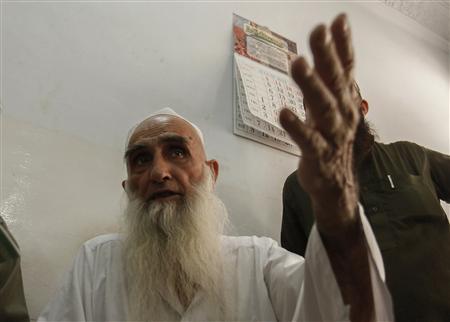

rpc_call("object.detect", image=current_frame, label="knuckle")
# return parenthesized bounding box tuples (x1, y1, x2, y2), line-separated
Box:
(328, 73, 345, 93)
(346, 106, 359, 124)
(342, 58, 354, 71)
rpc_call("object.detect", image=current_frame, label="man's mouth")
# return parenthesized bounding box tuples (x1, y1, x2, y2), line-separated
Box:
(149, 190, 182, 201)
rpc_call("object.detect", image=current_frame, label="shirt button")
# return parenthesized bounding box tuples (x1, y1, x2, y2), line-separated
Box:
(372, 206, 378, 212)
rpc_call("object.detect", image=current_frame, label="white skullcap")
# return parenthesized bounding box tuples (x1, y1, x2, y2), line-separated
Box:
(126, 107, 205, 148)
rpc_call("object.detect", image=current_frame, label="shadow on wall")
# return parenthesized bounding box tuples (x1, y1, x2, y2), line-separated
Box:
(3, 116, 125, 319)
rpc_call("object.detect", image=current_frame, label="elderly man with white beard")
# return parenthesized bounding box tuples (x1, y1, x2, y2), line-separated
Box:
(39, 14, 393, 322)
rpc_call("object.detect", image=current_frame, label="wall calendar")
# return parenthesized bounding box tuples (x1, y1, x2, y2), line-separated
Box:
(233, 14, 305, 156)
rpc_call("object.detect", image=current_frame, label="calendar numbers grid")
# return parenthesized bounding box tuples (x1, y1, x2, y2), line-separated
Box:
(233, 53, 305, 155)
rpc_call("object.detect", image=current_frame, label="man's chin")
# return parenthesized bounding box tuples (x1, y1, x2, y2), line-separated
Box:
(153, 194, 182, 202)
(147, 195, 183, 208)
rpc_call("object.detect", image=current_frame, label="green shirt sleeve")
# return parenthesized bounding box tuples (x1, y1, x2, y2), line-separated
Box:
(281, 172, 314, 257)
(0, 217, 30, 322)
(426, 147, 450, 203)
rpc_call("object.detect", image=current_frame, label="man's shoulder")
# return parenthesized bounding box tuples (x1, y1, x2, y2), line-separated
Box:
(221, 236, 302, 265)
(82, 233, 123, 253)
(283, 170, 306, 195)
(221, 235, 279, 252)
(375, 141, 426, 158)
(377, 140, 422, 150)
(285, 171, 299, 186)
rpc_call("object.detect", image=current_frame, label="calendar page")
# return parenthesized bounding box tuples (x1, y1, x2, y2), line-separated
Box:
(234, 80, 301, 155)
(233, 14, 305, 155)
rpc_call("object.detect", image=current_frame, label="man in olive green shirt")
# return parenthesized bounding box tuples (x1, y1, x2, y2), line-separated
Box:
(0, 216, 30, 322)
(281, 83, 450, 322)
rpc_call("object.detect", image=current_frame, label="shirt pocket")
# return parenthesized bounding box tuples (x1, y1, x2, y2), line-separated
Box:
(384, 174, 443, 220)
(360, 174, 444, 250)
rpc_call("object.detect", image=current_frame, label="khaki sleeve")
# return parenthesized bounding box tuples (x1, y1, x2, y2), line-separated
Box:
(427, 148, 450, 203)
(0, 217, 30, 322)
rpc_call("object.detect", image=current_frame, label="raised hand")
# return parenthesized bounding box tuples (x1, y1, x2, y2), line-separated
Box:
(280, 14, 376, 322)
(280, 14, 360, 238)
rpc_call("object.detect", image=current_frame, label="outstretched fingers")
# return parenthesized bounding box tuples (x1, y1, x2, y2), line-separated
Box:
(282, 14, 360, 160)
(290, 57, 343, 141)
(331, 14, 354, 83)
(307, 14, 359, 135)
(310, 24, 347, 101)
(329, 14, 360, 130)
(279, 108, 327, 158)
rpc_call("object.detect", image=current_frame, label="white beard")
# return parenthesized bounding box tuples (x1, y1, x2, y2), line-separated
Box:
(123, 169, 229, 321)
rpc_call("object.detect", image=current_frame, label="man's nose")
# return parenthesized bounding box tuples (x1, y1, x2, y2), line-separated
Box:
(149, 155, 171, 184)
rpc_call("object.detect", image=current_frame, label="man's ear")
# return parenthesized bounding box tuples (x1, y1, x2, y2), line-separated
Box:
(360, 99, 369, 115)
(121, 180, 127, 191)
(206, 159, 219, 183)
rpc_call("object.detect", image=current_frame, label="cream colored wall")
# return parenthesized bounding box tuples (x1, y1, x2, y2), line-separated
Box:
(2, 2, 448, 319)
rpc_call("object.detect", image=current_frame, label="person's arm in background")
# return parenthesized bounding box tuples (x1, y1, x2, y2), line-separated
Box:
(0, 217, 30, 322)
(428, 148, 450, 204)
(281, 172, 313, 256)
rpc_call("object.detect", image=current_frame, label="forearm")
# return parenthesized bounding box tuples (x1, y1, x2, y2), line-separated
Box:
(317, 207, 374, 322)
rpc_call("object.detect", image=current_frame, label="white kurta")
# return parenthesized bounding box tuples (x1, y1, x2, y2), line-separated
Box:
(38, 208, 393, 321)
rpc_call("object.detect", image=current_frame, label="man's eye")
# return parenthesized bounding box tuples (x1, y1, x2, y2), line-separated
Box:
(169, 147, 186, 158)
(134, 154, 152, 165)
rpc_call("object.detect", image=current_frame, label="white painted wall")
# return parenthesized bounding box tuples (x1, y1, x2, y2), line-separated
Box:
(1, 2, 448, 319)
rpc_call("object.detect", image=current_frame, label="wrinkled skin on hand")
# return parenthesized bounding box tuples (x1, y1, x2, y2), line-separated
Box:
(280, 14, 375, 322)
(280, 14, 360, 239)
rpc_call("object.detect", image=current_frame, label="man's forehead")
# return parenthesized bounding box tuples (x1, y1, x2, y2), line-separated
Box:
(128, 115, 200, 147)
(131, 133, 189, 147)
